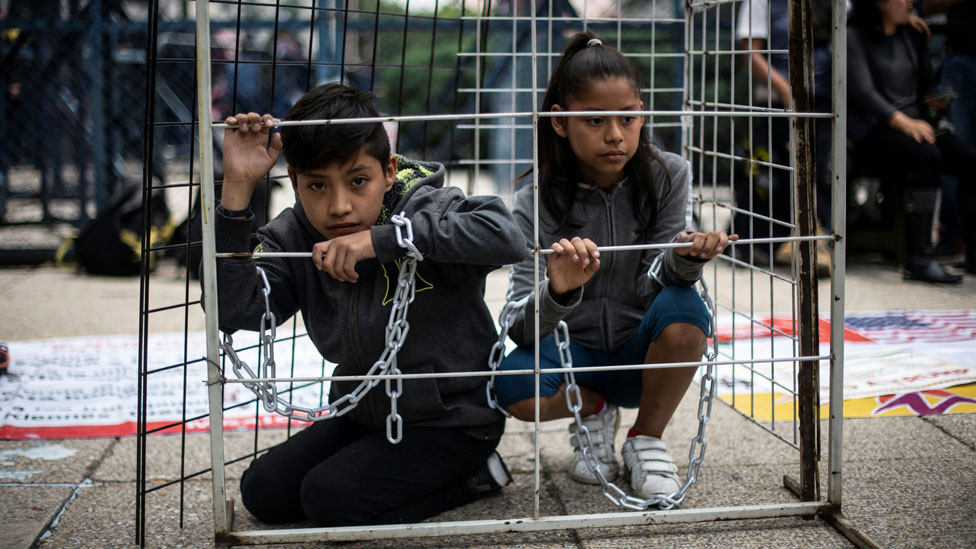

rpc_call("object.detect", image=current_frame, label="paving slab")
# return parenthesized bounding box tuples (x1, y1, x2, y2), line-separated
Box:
(2, 484, 78, 549)
(924, 413, 976, 450)
(0, 439, 115, 484)
(842, 458, 976, 548)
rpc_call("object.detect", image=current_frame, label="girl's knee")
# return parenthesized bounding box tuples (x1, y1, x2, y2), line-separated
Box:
(506, 398, 538, 421)
(656, 322, 707, 354)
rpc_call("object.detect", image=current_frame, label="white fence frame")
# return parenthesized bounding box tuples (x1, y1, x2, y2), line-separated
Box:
(194, 0, 856, 545)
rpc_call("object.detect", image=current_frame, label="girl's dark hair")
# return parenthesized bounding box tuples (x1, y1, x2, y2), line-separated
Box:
(280, 83, 391, 174)
(535, 30, 670, 233)
(849, 0, 885, 36)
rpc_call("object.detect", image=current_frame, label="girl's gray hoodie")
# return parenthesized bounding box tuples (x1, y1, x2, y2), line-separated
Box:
(507, 149, 705, 350)
(211, 157, 526, 439)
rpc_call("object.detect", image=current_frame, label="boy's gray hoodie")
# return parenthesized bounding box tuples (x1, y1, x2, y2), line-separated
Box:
(212, 156, 526, 439)
(508, 149, 704, 350)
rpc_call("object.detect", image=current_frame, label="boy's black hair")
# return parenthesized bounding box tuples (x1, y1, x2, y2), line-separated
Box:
(281, 83, 391, 173)
(535, 30, 670, 233)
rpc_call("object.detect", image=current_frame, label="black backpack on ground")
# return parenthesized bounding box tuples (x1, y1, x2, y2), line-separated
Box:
(62, 182, 175, 276)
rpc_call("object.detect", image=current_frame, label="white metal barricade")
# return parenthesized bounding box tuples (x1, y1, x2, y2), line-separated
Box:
(184, 0, 861, 546)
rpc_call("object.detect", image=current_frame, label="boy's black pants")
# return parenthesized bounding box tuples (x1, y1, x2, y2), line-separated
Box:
(239, 415, 500, 526)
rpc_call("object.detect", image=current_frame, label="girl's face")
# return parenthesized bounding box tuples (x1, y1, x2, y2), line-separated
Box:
(551, 77, 644, 191)
(877, 0, 912, 27)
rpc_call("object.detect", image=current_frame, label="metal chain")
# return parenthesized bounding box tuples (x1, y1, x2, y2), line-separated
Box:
(485, 295, 528, 416)
(220, 212, 421, 444)
(562, 276, 717, 511)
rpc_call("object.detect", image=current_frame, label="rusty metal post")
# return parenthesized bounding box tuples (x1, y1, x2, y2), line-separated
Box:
(788, 0, 821, 503)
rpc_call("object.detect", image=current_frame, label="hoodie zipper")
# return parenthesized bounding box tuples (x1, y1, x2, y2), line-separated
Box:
(601, 190, 616, 351)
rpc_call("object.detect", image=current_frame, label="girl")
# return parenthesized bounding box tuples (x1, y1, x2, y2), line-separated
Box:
(494, 31, 734, 503)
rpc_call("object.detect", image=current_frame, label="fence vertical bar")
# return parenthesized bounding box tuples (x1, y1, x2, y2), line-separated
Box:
(787, 0, 820, 502)
(828, 0, 847, 508)
(529, 0, 542, 522)
(195, 0, 230, 537)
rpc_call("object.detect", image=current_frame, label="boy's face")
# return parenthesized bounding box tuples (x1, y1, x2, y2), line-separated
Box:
(288, 149, 396, 240)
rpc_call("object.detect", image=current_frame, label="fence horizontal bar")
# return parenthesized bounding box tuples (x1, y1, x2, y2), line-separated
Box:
(217, 236, 832, 260)
(686, 146, 796, 172)
(456, 52, 686, 59)
(688, 0, 744, 7)
(458, 15, 685, 24)
(222, 502, 827, 544)
(687, 48, 790, 55)
(686, 100, 796, 114)
(211, 110, 834, 129)
(220, 355, 829, 384)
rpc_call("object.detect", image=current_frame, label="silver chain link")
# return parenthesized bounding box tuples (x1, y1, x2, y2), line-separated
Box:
(562, 276, 717, 510)
(485, 296, 528, 417)
(220, 212, 421, 444)
(483, 277, 716, 510)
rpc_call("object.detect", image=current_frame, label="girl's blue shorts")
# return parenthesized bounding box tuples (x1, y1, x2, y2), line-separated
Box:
(494, 285, 711, 409)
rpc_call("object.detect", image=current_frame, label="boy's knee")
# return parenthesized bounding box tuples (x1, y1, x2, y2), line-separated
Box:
(240, 464, 299, 524)
(300, 473, 366, 526)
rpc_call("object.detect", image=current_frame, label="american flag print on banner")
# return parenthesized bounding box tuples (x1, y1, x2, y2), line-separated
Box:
(842, 310, 976, 344)
(708, 310, 976, 416)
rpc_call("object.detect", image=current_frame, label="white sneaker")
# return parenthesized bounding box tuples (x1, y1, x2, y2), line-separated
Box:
(568, 404, 620, 484)
(622, 435, 681, 499)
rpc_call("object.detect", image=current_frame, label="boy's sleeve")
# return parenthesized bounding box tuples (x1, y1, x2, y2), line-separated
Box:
(505, 188, 582, 348)
(204, 211, 300, 334)
(370, 186, 526, 275)
(634, 156, 707, 296)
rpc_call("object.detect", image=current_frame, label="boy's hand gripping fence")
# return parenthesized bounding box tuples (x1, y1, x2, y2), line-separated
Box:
(220, 212, 422, 444)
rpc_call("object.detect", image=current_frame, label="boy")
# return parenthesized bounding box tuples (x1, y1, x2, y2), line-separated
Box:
(213, 83, 525, 526)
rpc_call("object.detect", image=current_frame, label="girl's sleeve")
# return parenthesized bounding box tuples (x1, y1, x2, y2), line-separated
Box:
(634, 156, 708, 296)
(370, 186, 527, 279)
(505, 189, 581, 348)
(206, 212, 300, 334)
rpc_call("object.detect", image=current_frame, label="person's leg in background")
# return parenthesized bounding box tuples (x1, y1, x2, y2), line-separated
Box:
(936, 131, 976, 274)
(941, 53, 976, 146)
(941, 53, 976, 271)
(855, 127, 962, 283)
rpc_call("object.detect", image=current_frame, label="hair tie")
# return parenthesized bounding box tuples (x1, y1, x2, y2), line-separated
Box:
(586, 38, 602, 48)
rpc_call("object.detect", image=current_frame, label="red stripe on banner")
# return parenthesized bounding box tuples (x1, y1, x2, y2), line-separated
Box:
(715, 317, 871, 343)
(0, 414, 301, 440)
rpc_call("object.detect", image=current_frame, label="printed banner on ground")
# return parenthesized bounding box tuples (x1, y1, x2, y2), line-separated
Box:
(2, 309, 974, 439)
(707, 310, 976, 419)
(0, 331, 331, 439)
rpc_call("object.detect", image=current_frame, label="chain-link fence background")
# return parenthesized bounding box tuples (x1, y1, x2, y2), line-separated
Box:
(0, 0, 150, 263)
(1, 0, 751, 271)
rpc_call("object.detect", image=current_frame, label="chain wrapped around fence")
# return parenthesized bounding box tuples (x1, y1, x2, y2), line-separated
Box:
(484, 248, 717, 510)
(220, 212, 422, 444)
(563, 272, 718, 510)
